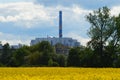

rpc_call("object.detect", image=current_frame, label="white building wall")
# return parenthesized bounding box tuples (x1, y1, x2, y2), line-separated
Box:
(30, 37, 80, 47)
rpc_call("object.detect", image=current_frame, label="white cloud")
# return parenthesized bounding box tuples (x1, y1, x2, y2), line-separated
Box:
(2, 40, 30, 46)
(111, 6, 120, 16)
(72, 6, 91, 15)
(0, 2, 91, 28)
(65, 32, 90, 46)
(0, 2, 53, 28)
(0, 32, 32, 45)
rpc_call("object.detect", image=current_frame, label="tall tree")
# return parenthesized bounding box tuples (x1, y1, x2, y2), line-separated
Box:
(86, 7, 115, 66)
(111, 14, 120, 67)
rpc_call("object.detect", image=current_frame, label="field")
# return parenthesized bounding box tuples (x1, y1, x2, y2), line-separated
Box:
(0, 68, 120, 80)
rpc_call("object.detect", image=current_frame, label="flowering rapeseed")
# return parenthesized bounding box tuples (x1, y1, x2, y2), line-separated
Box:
(0, 67, 119, 80)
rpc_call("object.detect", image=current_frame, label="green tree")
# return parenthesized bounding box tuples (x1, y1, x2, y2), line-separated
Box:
(86, 7, 115, 66)
(67, 47, 81, 67)
(28, 41, 55, 66)
(28, 51, 42, 66)
(57, 54, 66, 67)
(79, 47, 94, 67)
(38, 41, 54, 53)
(1, 43, 11, 65)
(110, 14, 120, 67)
(48, 58, 53, 67)
(11, 47, 30, 66)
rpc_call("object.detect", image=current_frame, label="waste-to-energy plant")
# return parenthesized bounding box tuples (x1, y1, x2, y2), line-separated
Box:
(30, 11, 80, 48)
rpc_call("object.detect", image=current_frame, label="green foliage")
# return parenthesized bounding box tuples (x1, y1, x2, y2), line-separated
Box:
(67, 46, 94, 67)
(1, 43, 11, 65)
(11, 47, 31, 66)
(57, 54, 66, 67)
(67, 47, 81, 66)
(27, 51, 42, 66)
(48, 58, 53, 67)
(52, 62, 59, 67)
(86, 6, 117, 67)
(48, 58, 59, 67)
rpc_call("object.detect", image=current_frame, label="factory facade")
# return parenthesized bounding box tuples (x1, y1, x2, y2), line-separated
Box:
(30, 11, 80, 54)
(30, 37, 80, 47)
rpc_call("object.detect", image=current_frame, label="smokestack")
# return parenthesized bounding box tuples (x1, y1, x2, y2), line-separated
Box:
(59, 11, 62, 38)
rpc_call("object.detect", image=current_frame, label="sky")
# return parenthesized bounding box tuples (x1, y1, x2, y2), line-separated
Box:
(0, 0, 120, 46)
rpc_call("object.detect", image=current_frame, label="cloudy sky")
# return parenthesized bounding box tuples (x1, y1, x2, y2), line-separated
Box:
(0, 0, 120, 46)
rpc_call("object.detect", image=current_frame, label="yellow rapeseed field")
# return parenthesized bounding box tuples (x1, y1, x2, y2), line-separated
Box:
(0, 67, 120, 80)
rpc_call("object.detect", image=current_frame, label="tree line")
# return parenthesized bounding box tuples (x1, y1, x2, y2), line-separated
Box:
(0, 41, 67, 67)
(1, 6, 120, 67)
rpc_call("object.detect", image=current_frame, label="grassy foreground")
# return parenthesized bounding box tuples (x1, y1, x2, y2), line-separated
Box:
(0, 67, 120, 80)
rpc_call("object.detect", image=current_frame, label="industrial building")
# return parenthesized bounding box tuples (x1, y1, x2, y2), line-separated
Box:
(30, 37, 80, 47)
(30, 11, 80, 54)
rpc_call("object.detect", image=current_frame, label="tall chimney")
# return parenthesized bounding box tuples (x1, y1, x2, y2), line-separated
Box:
(59, 11, 62, 38)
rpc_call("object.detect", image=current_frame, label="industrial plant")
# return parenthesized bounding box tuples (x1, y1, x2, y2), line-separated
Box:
(30, 11, 80, 54)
